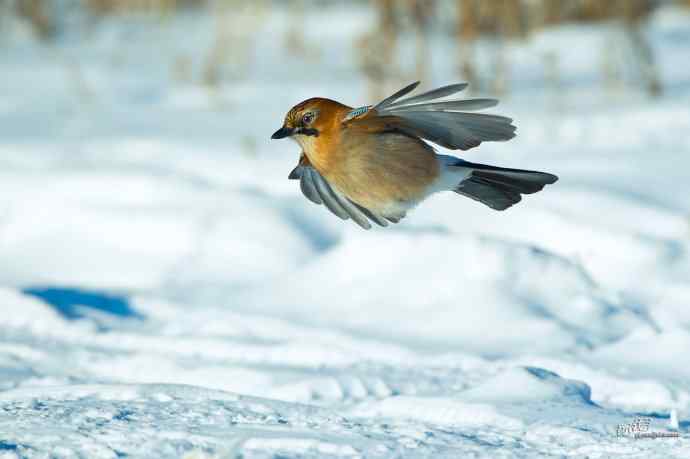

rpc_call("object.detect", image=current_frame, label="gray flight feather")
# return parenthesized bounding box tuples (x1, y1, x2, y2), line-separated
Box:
(368, 82, 515, 150)
(288, 165, 304, 180)
(389, 113, 481, 150)
(292, 165, 401, 229)
(385, 83, 468, 108)
(373, 81, 420, 111)
(310, 173, 372, 229)
(351, 202, 389, 227)
(381, 98, 498, 113)
(389, 111, 516, 150)
(311, 171, 351, 220)
(328, 191, 372, 230)
(300, 168, 323, 205)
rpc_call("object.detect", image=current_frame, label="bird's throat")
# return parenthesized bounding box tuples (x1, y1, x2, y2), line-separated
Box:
(294, 133, 334, 175)
(293, 133, 317, 154)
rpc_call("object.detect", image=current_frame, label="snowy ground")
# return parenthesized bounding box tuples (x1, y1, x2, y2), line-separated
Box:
(1, 3, 690, 458)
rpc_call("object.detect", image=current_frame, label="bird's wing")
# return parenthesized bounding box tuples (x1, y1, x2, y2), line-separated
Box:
(287, 153, 311, 180)
(342, 82, 516, 151)
(288, 160, 395, 230)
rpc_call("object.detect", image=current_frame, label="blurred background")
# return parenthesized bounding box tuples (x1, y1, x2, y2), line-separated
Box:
(1, 0, 688, 288)
(4, 0, 687, 108)
(2, 0, 690, 440)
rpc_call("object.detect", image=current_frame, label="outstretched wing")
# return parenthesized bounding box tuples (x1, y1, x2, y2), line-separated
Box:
(288, 157, 396, 230)
(343, 82, 516, 151)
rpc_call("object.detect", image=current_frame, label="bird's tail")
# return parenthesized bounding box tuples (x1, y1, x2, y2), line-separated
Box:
(446, 159, 558, 210)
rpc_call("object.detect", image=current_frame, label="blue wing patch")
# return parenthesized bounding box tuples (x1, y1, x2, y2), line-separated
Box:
(343, 105, 372, 122)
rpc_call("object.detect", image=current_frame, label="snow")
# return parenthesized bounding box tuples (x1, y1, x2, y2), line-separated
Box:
(1, 3, 690, 458)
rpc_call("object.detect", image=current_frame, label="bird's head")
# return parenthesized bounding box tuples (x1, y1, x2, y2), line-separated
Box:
(271, 98, 349, 149)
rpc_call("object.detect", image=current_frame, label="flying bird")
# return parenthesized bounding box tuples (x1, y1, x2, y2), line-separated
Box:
(271, 82, 557, 229)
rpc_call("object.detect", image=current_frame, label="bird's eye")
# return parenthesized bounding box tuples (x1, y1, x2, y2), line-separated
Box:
(302, 112, 314, 124)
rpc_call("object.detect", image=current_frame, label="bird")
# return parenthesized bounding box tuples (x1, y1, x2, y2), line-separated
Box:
(271, 81, 558, 230)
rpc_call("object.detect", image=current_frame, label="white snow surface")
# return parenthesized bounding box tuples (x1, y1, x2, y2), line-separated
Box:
(1, 4, 690, 458)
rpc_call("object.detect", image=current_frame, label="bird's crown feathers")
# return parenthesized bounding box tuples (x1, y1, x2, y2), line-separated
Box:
(283, 98, 349, 127)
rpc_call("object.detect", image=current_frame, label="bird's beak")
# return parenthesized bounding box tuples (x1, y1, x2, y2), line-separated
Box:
(271, 126, 293, 139)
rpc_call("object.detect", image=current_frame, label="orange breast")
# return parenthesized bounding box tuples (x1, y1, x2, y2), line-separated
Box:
(300, 102, 350, 173)
(326, 130, 440, 212)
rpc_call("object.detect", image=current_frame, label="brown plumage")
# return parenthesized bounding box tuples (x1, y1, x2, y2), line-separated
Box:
(272, 82, 558, 229)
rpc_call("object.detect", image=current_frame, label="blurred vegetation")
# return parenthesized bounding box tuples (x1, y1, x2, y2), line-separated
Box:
(362, 0, 667, 98)
(5, 0, 688, 98)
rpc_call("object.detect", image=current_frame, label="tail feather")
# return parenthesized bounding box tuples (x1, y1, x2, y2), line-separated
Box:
(451, 160, 558, 211)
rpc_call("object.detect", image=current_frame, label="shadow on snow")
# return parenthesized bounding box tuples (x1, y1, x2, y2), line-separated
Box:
(22, 287, 142, 321)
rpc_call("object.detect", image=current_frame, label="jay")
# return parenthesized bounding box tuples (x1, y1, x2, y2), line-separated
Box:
(271, 82, 557, 229)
